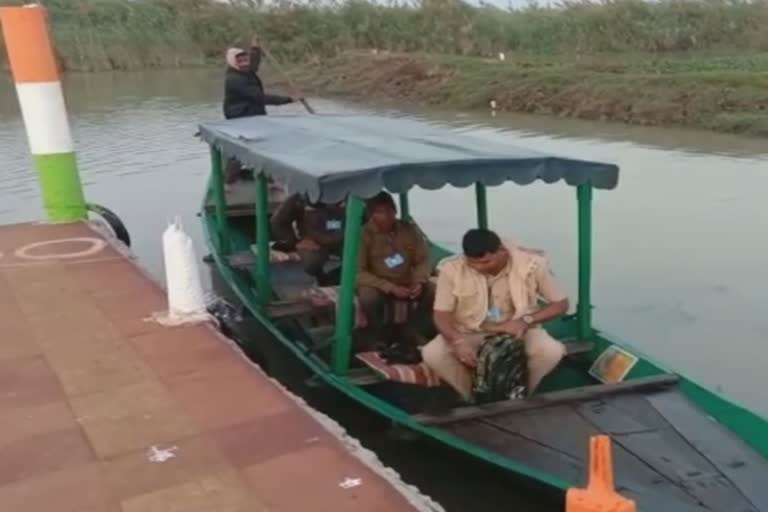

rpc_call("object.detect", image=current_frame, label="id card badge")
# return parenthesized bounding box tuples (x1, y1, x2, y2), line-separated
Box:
(325, 219, 342, 230)
(487, 306, 503, 322)
(384, 253, 405, 269)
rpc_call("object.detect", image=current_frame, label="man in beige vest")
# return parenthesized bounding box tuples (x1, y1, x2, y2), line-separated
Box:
(422, 228, 569, 401)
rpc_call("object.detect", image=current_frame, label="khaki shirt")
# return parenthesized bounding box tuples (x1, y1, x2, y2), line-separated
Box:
(434, 243, 566, 332)
(357, 220, 431, 292)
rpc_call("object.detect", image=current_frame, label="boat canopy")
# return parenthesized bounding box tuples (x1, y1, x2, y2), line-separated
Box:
(198, 114, 620, 203)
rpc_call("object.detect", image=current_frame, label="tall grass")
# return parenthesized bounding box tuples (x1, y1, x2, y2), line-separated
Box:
(1, 0, 767, 71)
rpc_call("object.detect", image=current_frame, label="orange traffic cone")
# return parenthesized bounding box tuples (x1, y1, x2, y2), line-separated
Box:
(566, 435, 637, 512)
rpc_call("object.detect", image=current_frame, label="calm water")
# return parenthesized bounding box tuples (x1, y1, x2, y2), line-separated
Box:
(2, 68, 767, 509)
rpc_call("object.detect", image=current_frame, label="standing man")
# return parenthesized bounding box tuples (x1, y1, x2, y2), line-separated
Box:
(222, 36, 296, 183)
(357, 192, 435, 344)
(422, 228, 569, 401)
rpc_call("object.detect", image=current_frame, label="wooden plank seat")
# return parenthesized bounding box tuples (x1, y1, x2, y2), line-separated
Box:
(227, 250, 338, 270)
(351, 340, 595, 388)
(266, 280, 596, 386)
(307, 324, 335, 341)
(266, 299, 331, 319)
(265, 286, 359, 321)
(347, 367, 387, 386)
(227, 246, 302, 270)
(561, 340, 594, 357)
(412, 373, 680, 426)
(267, 277, 596, 387)
(228, 250, 256, 269)
(267, 285, 388, 327)
(203, 199, 284, 216)
(203, 203, 260, 218)
(204, 178, 288, 218)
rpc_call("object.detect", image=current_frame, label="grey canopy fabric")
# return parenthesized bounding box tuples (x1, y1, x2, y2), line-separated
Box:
(198, 113, 620, 203)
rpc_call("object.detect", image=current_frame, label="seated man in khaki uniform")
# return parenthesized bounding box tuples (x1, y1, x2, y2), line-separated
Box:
(422, 228, 569, 401)
(357, 192, 435, 346)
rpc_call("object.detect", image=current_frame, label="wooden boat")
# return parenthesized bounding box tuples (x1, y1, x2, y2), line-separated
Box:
(198, 113, 768, 511)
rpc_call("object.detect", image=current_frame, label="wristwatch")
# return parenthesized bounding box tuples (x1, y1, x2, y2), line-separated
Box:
(522, 314, 535, 325)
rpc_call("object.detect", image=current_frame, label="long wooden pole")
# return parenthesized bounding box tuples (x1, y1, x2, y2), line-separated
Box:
(256, 39, 316, 114)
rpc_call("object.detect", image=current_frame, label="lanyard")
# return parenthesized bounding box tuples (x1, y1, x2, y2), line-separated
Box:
(486, 278, 494, 307)
(486, 278, 504, 322)
(385, 231, 400, 256)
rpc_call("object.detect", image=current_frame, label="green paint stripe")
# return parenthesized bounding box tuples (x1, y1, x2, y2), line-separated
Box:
(32, 152, 87, 222)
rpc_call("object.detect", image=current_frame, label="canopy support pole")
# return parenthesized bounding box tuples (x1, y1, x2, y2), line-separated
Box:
(210, 147, 230, 255)
(333, 196, 366, 376)
(577, 183, 593, 339)
(255, 171, 271, 306)
(399, 192, 410, 221)
(475, 183, 488, 229)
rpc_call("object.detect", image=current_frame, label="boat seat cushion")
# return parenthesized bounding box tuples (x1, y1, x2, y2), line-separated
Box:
(355, 351, 442, 387)
(354, 339, 593, 389)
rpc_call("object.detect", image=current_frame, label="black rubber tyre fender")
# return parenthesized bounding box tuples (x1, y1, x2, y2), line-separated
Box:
(87, 203, 131, 247)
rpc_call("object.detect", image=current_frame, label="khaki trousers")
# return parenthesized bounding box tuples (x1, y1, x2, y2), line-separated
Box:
(421, 328, 566, 401)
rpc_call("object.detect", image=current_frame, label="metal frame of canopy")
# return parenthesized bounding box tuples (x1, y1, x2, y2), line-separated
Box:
(201, 114, 616, 377)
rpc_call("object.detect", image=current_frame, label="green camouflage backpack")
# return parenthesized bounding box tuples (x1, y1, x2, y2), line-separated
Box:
(471, 334, 529, 404)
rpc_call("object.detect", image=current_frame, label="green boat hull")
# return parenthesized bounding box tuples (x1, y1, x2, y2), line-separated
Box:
(200, 179, 768, 511)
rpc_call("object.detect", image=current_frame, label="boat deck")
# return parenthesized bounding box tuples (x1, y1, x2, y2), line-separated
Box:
(0, 221, 431, 512)
(261, 260, 768, 510)
(208, 184, 768, 512)
(421, 386, 768, 511)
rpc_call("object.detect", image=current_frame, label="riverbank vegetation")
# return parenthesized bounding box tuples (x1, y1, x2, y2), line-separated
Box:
(1, 0, 767, 135)
(292, 51, 768, 135)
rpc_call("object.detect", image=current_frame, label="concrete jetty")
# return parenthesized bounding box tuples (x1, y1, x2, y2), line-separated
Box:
(0, 220, 440, 512)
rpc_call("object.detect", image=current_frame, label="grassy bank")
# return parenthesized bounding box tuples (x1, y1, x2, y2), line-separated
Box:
(290, 51, 768, 136)
(1, 0, 767, 134)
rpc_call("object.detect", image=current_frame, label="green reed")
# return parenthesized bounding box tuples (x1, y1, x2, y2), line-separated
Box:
(0, 0, 766, 71)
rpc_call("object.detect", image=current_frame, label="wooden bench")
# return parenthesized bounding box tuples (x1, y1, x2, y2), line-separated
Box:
(266, 300, 331, 319)
(563, 340, 593, 357)
(228, 251, 256, 269)
(345, 340, 596, 388)
(347, 368, 387, 386)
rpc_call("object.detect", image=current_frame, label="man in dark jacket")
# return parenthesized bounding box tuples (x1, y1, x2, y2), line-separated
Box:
(270, 193, 345, 285)
(222, 40, 295, 182)
(223, 44, 294, 118)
